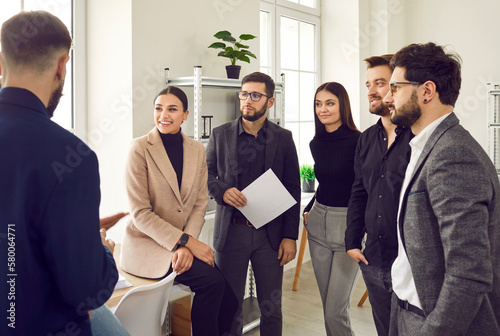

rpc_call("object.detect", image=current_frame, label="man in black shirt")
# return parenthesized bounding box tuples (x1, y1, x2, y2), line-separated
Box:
(206, 72, 301, 336)
(345, 55, 412, 336)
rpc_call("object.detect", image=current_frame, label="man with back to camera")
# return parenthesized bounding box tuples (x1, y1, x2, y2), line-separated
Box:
(206, 71, 301, 336)
(345, 54, 413, 335)
(384, 42, 500, 335)
(0, 11, 124, 335)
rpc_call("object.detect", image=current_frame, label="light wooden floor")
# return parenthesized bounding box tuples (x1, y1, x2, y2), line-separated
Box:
(245, 261, 377, 336)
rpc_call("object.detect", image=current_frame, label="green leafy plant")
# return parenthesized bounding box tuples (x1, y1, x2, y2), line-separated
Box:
(300, 164, 315, 186)
(208, 30, 257, 66)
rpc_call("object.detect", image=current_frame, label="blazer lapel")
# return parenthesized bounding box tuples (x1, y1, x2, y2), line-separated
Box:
(399, 113, 460, 246)
(180, 134, 197, 203)
(146, 128, 183, 204)
(265, 121, 280, 170)
(224, 119, 240, 185)
(408, 113, 459, 190)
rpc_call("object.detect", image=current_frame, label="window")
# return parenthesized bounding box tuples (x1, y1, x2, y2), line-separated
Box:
(260, 1, 320, 164)
(0, 1, 76, 132)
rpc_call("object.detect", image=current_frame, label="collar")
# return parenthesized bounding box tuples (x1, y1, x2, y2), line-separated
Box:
(0, 87, 49, 118)
(375, 117, 407, 135)
(237, 116, 268, 136)
(158, 128, 183, 144)
(410, 112, 452, 152)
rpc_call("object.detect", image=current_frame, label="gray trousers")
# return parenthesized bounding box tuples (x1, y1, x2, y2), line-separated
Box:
(306, 201, 360, 336)
(215, 223, 283, 336)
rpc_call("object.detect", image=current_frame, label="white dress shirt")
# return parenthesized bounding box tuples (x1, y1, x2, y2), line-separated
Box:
(391, 112, 451, 309)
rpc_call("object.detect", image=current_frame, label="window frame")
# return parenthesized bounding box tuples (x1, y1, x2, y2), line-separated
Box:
(73, 0, 87, 137)
(261, 1, 320, 163)
(276, 0, 320, 16)
(0, 0, 85, 136)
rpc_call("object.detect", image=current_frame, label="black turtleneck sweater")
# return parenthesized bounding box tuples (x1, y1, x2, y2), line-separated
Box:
(159, 129, 183, 188)
(304, 124, 360, 212)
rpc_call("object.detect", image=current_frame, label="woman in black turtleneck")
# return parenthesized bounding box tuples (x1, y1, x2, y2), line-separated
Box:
(302, 82, 361, 336)
(120, 87, 237, 336)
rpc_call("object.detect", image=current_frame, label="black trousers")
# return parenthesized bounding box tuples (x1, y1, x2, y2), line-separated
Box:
(168, 258, 238, 336)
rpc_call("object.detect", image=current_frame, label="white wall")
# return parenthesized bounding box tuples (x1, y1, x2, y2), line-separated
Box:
(323, 0, 500, 148)
(87, 0, 260, 238)
(130, 0, 260, 138)
(321, 0, 362, 128)
(401, 0, 500, 150)
(86, 0, 133, 221)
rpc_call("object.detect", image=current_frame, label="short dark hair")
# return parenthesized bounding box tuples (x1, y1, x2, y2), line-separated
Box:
(154, 86, 188, 111)
(390, 42, 461, 106)
(241, 72, 275, 97)
(1, 11, 72, 72)
(364, 54, 394, 69)
(314, 82, 360, 137)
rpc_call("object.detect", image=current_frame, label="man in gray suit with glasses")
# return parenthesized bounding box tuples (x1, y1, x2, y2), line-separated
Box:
(206, 71, 301, 336)
(384, 42, 500, 336)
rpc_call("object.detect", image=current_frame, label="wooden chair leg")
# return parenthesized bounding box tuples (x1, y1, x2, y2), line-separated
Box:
(358, 289, 369, 307)
(292, 225, 308, 291)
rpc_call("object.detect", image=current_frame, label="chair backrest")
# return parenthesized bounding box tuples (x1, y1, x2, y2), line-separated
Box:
(114, 272, 177, 336)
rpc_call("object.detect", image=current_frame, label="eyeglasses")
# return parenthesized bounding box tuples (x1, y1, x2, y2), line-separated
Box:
(388, 81, 421, 95)
(237, 91, 271, 102)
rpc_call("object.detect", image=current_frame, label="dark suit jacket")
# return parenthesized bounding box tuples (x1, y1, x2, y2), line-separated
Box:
(0, 87, 118, 335)
(206, 118, 301, 251)
(400, 113, 500, 335)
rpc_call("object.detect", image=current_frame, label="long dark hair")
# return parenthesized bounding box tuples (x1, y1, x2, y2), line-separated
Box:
(313, 82, 359, 137)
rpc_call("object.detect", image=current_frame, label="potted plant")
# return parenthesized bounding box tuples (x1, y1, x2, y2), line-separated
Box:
(208, 30, 257, 79)
(300, 164, 316, 193)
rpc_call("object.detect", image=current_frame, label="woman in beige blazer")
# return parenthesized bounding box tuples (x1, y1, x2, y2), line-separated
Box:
(120, 86, 237, 336)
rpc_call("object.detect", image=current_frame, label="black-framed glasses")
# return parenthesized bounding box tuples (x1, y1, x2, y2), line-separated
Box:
(237, 91, 271, 102)
(389, 81, 421, 95)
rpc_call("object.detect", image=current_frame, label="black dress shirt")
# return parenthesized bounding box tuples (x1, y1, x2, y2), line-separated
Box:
(233, 118, 267, 219)
(345, 119, 413, 269)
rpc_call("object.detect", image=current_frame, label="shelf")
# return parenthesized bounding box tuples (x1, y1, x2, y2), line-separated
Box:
(487, 83, 500, 174)
(164, 66, 286, 140)
(167, 75, 284, 91)
(167, 76, 242, 89)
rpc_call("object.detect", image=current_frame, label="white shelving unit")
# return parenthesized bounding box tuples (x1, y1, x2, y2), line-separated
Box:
(487, 83, 500, 174)
(165, 66, 285, 141)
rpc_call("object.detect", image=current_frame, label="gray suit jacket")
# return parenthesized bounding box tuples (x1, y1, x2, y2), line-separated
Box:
(206, 118, 301, 251)
(400, 113, 500, 335)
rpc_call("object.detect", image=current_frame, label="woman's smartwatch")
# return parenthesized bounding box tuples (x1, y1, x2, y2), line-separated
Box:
(179, 233, 190, 246)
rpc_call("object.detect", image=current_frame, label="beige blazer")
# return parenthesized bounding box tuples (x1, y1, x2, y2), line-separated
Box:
(120, 128, 208, 279)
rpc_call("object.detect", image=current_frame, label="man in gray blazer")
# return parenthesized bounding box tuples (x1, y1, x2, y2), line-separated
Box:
(206, 72, 301, 336)
(383, 42, 500, 335)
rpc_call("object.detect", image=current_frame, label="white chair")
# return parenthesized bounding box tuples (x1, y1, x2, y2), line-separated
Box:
(114, 272, 178, 336)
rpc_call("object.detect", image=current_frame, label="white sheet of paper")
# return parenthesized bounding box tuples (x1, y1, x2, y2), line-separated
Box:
(239, 169, 297, 228)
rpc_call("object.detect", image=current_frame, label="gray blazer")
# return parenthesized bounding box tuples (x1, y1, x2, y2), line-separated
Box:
(206, 118, 301, 252)
(399, 113, 500, 335)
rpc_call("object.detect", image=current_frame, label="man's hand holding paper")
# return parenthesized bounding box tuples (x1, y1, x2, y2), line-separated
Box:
(238, 169, 297, 228)
(223, 187, 247, 208)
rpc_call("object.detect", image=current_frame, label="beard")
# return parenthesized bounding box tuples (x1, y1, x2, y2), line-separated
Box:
(390, 90, 421, 128)
(369, 95, 390, 117)
(47, 80, 64, 118)
(241, 100, 268, 122)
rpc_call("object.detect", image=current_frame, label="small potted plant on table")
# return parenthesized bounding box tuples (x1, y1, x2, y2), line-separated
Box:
(300, 164, 316, 193)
